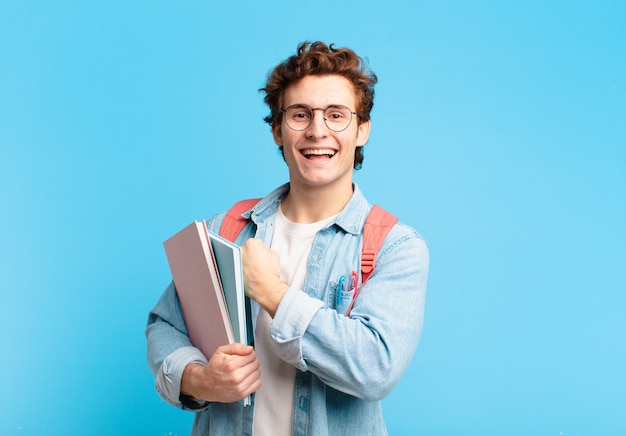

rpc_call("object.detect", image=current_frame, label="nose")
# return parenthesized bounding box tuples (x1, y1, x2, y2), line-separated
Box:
(306, 108, 329, 138)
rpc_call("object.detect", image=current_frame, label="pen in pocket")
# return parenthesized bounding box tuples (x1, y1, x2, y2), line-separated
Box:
(345, 270, 360, 316)
(337, 275, 346, 306)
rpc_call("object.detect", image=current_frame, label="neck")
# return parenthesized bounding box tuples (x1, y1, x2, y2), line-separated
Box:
(281, 182, 353, 223)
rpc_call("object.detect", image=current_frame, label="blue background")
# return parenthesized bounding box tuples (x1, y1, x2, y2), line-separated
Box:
(1, 1, 624, 434)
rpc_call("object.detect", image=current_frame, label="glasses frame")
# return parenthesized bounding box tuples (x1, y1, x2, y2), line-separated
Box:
(280, 104, 360, 132)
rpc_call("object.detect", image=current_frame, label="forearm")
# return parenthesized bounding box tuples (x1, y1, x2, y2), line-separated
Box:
(271, 290, 421, 400)
(145, 283, 193, 373)
(155, 347, 209, 409)
(303, 303, 422, 400)
(249, 279, 289, 318)
(146, 282, 211, 409)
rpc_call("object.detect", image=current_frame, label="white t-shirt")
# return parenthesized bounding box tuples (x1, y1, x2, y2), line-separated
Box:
(253, 206, 336, 436)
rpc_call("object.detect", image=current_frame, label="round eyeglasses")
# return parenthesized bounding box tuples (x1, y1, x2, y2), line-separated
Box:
(280, 104, 359, 132)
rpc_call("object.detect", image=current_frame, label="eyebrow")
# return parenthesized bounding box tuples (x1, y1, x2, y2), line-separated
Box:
(285, 103, 351, 109)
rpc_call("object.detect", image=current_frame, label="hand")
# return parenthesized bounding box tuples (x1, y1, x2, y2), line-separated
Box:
(181, 343, 261, 403)
(242, 238, 289, 317)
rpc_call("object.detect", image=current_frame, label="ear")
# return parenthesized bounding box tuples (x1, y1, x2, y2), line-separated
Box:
(272, 123, 283, 146)
(356, 119, 371, 147)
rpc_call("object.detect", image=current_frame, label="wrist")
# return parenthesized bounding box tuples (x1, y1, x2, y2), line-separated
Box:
(180, 363, 204, 399)
(262, 281, 289, 318)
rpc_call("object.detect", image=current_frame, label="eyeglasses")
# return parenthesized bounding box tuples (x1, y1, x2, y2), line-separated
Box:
(280, 104, 359, 132)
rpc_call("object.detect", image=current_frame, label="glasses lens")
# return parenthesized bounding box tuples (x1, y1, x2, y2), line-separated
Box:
(324, 105, 352, 132)
(284, 105, 312, 131)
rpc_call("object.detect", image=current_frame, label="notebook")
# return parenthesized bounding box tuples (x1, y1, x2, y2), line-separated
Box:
(207, 231, 251, 346)
(163, 221, 235, 358)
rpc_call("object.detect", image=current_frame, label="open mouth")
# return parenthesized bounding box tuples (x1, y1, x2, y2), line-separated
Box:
(302, 149, 336, 159)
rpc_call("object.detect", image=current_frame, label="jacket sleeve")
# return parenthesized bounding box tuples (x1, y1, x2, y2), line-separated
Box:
(269, 224, 429, 401)
(145, 282, 210, 410)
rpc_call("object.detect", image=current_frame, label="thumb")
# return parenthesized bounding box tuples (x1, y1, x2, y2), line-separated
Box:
(217, 342, 254, 356)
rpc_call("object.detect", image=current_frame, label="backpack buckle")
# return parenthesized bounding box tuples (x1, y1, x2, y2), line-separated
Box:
(361, 249, 376, 273)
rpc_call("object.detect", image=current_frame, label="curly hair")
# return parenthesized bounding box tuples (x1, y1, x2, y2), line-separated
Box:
(260, 41, 378, 170)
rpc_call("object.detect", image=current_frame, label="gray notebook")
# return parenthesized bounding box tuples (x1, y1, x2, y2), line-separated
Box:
(207, 230, 249, 346)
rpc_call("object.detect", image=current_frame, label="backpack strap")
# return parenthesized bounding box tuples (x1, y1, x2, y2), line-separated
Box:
(360, 205, 398, 286)
(218, 198, 261, 242)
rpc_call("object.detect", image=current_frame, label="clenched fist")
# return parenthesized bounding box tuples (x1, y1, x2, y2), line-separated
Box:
(241, 238, 289, 318)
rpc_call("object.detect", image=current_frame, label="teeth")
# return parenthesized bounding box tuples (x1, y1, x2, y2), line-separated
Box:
(303, 149, 335, 156)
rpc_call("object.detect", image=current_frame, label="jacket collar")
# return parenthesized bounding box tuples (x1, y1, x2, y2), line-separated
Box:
(247, 183, 371, 236)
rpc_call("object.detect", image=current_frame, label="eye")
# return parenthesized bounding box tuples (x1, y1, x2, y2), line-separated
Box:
(288, 106, 311, 121)
(325, 106, 349, 120)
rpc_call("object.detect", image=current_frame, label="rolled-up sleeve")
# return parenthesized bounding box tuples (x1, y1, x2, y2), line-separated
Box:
(146, 282, 210, 410)
(269, 287, 324, 371)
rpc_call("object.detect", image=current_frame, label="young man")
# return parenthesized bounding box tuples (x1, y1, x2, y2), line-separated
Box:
(146, 41, 429, 435)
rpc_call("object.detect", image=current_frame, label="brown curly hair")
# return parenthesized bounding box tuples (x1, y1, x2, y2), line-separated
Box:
(260, 41, 378, 170)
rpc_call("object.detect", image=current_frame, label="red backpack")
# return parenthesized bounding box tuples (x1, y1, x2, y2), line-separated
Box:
(218, 199, 398, 315)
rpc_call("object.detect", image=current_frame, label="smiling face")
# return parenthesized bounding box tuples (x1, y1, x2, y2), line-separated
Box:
(273, 74, 371, 194)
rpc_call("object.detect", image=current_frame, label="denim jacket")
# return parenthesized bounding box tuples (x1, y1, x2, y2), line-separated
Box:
(145, 183, 429, 435)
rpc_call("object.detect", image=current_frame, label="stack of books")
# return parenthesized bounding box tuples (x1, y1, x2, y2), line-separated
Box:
(164, 221, 252, 405)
